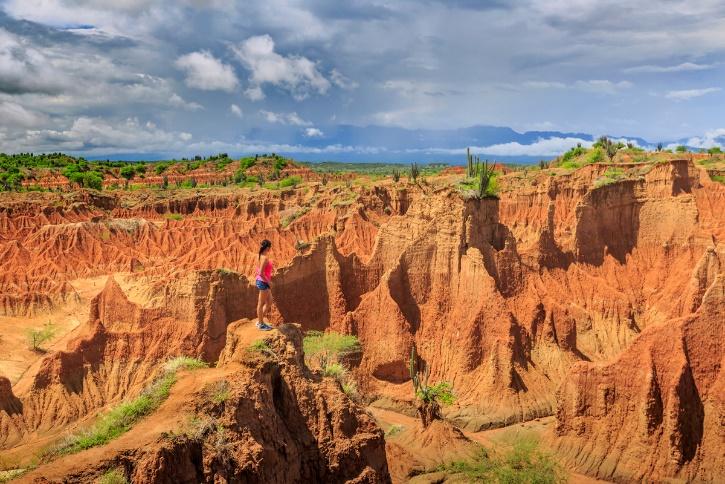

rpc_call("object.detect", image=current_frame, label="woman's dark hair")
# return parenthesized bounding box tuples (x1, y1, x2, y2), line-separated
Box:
(258, 239, 272, 258)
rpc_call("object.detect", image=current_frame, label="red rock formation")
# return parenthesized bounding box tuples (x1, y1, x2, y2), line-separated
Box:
(554, 269, 723, 482)
(17, 322, 390, 483)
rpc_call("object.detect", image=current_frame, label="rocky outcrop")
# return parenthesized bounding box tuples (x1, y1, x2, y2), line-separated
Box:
(554, 257, 724, 482)
(20, 322, 391, 483)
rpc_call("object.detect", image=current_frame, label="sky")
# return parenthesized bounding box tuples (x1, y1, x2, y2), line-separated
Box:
(0, 0, 724, 162)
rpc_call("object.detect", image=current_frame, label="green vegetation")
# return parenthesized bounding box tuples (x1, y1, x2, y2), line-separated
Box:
(278, 175, 301, 188)
(98, 469, 129, 484)
(410, 162, 420, 182)
(165, 213, 184, 221)
(708, 147, 722, 155)
(386, 424, 405, 437)
(281, 206, 310, 228)
(675, 145, 688, 153)
(207, 380, 231, 405)
(409, 346, 454, 427)
(247, 338, 274, 356)
(303, 330, 360, 370)
(711, 174, 725, 185)
(560, 144, 586, 164)
(594, 167, 626, 188)
(48, 357, 207, 457)
(437, 435, 564, 483)
(26, 323, 55, 351)
(303, 331, 361, 399)
(303, 161, 447, 177)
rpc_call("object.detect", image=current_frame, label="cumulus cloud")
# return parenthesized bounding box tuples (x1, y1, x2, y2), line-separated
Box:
(231, 34, 330, 101)
(624, 62, 714, 73)
(471, 137, 594, 157)
(260, 110, 311, 126)
(0, 116, 192, 154)
(175, 51, 238, 92)
(665, 87, 721, 101)
(230, 104, 242, 118)
(683, 128, 725, 148)
(304, 127, 324, 137)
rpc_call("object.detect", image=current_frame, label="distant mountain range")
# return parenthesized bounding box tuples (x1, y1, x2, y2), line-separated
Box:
(93, 124, 685, 164)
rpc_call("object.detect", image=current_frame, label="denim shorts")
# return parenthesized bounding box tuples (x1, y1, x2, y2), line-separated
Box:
(256, 280, 270, 291)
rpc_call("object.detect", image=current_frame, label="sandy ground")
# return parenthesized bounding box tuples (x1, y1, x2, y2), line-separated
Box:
(0, 276, 106, 384)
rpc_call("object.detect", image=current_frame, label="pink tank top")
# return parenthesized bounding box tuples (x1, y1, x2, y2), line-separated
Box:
(256, 259, 273, 282)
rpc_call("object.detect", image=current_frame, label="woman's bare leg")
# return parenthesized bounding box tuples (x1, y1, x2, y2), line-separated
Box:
(257, 291, 265, 324)
(263, 290, 273, 325)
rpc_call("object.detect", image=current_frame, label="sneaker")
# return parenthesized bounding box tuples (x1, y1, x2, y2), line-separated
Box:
(256, 321, 272, 331)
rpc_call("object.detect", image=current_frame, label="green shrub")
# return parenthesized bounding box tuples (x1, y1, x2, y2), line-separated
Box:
(26, 323, 55, 351)
(165, 213, 183, 221)
(585, 147, 604, 164)
(248, 339, 273, 354)
(98, 469, 129, 484)
(303, 331, 360, 370)
(561, 145, 586, 163)
(386, 424, 404, 437)
(208, 380, 231, 404)
(120, 165, 135, 181)
(437, 435, 564, 483)
(675, 145, 688, 153)
(278, 175, 301, 188)
(711, 174, 725, 185)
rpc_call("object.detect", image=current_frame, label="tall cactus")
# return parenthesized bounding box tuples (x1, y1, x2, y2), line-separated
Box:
(478, 159, 493, 199)
(466, 148, 472, 178)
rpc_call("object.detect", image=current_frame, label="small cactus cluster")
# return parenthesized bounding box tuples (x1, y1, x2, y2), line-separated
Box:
(392, 169, 401, 182)
(466, 148, 490, 179)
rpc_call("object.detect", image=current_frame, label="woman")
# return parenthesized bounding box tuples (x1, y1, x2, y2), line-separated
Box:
(255, 239, 274, 330)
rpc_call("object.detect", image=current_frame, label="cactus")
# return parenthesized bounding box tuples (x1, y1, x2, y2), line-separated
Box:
(477, 159, 494, 199)
(466, 148, 473, 178)
(410, 162, 420, 183)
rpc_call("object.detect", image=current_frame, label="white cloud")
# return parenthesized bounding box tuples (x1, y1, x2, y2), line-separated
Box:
(230, 104, 242, 118)
(682, 128, 725, 149)
(330, 69, 358, 90)
(574, 80, 633, 94)
(467, 137, 593, 157)
(231, 34, 330, 101)
(0, 116, 192, 154)
(523, 81, 567, 89)
(244, 85, 265, 101)
(260, 110, 311, 126)
(522, 80, 632, 95)
(624, 62, 714, 73)
(175, 51, 238, 92)
(304, 127, 323, 137)
(665, 87, 721, 101)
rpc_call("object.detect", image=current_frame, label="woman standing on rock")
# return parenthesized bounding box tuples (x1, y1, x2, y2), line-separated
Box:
(255, 239, 275, 330)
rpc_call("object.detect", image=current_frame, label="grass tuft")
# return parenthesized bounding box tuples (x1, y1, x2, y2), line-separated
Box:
(47, 357, 207, 457)
(98, 468, 129, 484)
(437, 434, 565, 483)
